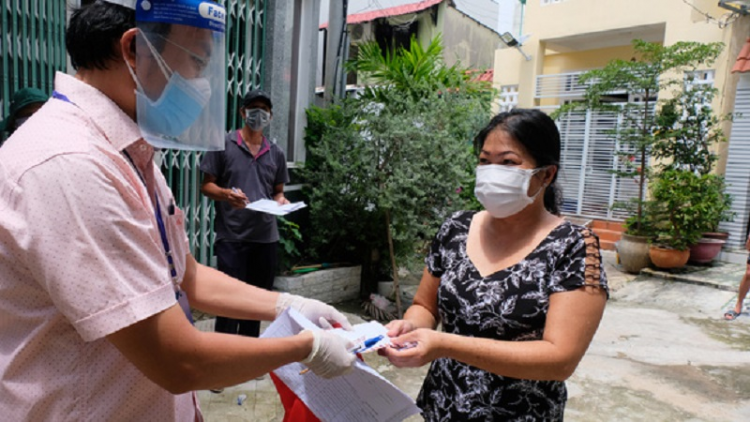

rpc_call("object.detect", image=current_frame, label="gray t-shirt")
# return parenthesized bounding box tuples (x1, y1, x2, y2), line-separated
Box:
(200, 130, 289, 243)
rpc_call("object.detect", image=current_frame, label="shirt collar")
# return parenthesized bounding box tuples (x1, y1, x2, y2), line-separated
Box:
(54, 71, 143, 152)
(236, 130, 270, 159)
(123, 140, 156, 172)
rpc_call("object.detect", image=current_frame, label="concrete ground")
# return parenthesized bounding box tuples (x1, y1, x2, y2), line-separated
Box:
(197, 251, 750, 421)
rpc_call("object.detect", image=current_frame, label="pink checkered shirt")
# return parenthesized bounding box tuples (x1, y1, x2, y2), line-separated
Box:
(0, 72, 198, 421)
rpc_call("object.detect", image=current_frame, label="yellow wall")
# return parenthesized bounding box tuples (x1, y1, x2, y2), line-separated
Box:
(542, 45, 640, 75)
(494, 0, 743, 112)
(492, 0, 750, 201)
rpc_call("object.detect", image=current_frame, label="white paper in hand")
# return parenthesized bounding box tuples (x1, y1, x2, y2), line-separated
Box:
(245, 199, 307, 216)
(261, 309, 421, 422)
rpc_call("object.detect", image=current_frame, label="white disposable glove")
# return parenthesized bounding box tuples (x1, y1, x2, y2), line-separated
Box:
(300, 329, 356, 378)
(275, 293, 353, 330)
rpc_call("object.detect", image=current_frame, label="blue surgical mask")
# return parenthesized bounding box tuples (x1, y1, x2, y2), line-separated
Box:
(133, 71, 211, 137)
(128, 33, 212, 138)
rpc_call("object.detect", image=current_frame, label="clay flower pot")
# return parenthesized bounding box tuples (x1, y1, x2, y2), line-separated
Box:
(617, 233, 651, 274)
(649, 246, 690, 269)
(688, 238, 726, 264)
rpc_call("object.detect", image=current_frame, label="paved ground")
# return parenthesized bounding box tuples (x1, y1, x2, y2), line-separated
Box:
(197, 251, 750, 421)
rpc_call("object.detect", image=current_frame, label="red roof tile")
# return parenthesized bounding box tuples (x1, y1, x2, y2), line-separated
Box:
(321, 0, 443, 29)
(469, 69, 493, 82)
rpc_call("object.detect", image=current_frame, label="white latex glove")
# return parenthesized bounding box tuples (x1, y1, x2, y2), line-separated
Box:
(275, 293, 353, 330)
(300, 329, 356, 378)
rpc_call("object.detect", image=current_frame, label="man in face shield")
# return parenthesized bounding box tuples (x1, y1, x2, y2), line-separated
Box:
(0, 1, 355, 420)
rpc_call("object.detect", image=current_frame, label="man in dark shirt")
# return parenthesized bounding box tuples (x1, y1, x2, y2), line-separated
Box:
(200, 90, 289, 337)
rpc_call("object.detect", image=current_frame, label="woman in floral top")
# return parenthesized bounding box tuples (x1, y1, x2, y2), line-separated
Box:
(382, 109, 608, 421)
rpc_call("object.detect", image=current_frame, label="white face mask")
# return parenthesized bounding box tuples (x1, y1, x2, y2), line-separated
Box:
(474, 164, 547, 218)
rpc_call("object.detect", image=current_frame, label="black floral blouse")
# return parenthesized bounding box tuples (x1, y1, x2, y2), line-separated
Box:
(418, 211, 608, 422)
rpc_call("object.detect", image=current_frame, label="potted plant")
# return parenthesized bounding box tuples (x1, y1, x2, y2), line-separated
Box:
(650, 68, 733, 262)
(646, 169, 706, 269)
(553, 40, 723, 274)
(303, 36, 492, 316)
(688, 174, 733, 263)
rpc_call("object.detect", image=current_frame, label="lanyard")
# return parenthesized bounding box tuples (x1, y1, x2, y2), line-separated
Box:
(122, 150, 179, 284)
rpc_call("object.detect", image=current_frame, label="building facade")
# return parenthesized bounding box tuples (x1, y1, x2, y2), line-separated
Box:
(494, 0, 750, 254)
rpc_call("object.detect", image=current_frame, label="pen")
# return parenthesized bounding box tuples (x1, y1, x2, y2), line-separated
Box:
(353, 335, 384, 353)
(231, 187, 249, 205)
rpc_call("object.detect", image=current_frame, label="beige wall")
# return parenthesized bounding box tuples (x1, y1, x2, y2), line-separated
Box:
(492, 0, 750, 189)
(494, 0, 739, 109)
(442, 7, 502, 69)
(542, 45, 638, 74)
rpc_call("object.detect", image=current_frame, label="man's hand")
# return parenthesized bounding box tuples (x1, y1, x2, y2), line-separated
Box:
(226, 188, 249, 209)
(275, 195, 290, 205)
(299, 330, 356, 378)
(276, 293, 353, 330)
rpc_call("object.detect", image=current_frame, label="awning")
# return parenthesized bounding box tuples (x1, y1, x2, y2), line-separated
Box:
(732, 37, 750, 73)
(320, 0, 443, 29)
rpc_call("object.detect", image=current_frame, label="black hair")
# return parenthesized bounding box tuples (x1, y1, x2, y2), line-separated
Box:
(66, 1, 136, 70)
(474, 108, 562, 215)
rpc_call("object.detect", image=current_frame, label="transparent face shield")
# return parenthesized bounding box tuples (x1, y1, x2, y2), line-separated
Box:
(131, 0, 226, 151)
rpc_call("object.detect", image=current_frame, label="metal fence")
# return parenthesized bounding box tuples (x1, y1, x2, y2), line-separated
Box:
(1, 1, 66, 125)
(2, 0, 267, 266)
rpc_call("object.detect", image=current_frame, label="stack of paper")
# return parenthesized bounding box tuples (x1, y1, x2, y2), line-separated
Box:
(245, 199, 307, 216)
(261, 309, 421, 422)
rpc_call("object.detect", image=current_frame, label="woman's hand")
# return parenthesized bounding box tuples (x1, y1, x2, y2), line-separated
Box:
(384, 319, 416, 337)
(380, 328, 442, 368)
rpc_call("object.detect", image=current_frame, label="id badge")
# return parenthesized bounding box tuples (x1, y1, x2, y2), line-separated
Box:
(176, 290, 195, 324)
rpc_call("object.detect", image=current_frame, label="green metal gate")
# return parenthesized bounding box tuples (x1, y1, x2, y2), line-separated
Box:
(157, 0, 267, 266)
(1, 1, 66, 135)
(2, 0, 267, 266)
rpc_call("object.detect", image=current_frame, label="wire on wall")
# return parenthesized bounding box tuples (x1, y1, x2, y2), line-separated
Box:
(682, 0, 740, 28)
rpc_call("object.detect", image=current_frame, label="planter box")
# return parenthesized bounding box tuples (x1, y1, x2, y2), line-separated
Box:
(274, 266, 361, 304)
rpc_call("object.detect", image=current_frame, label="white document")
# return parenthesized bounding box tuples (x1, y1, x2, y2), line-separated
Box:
(245, 199, 307, 216)
(261, 309, 421, 422)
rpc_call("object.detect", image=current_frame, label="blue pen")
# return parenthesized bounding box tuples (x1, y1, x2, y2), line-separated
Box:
(354, 335, 384, 353)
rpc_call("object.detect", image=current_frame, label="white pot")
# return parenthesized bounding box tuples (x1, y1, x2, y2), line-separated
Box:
(377, 281, 394, 298)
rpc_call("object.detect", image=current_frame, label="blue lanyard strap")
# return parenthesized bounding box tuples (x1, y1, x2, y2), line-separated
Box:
(122, 150, 178, 284)
(51, 91, 72, 103)
(154, 196, 178, 282)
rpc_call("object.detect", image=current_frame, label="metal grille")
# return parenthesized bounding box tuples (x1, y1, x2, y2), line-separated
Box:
(498, 85, 519, 112)
(535, 71, 592, 99)
(556, 108, 645, 221)
(1, 1, 66, 121)
(719, 75, 750, 249)
(158, 0, 267, 265)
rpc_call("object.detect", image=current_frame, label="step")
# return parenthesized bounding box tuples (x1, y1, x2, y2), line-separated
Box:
(590, 219, 625, 233)
(600, 239, 617, 251)
(593, 228, 623, 243)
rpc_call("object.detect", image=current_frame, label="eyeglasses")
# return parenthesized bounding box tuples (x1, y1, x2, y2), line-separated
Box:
(148, 32, 210, 74)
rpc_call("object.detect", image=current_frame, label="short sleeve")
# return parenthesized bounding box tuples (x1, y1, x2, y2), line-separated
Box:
(425, 211, 470, 278)
(274, 148, 289, 185)
(548, 226, 609, 297)
(199, 148, 224, 178)
(20, 153, 176, 342)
